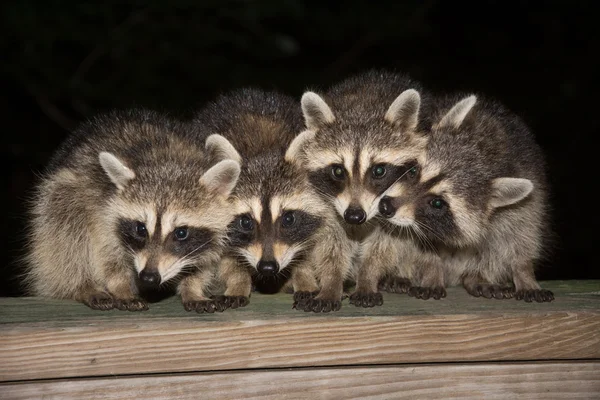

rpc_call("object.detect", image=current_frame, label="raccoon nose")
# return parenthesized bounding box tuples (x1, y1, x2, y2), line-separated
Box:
(257, 261, 278, 276)
(344, 207, 367, 224)
(139, 270, 161, 287)
(379, 196, 397, 218)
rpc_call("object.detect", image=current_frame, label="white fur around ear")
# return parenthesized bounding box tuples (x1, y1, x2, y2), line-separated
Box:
(489, 177, 533, 209)
(285, 130, 316, 165)
(301, 91, 335, 130)
(437, 95, 477, 130)
(99, 152, 135, 190)
(205, 134, 242, 164)
(199, 159, 241, 197)
(384, 89, 421, 131)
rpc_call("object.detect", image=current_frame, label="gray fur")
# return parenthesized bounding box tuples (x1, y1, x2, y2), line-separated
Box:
(24, 109, 240, 311)
(381, 93, 553, 302)
(194, 88, 351, 311)
(294, 70, 432, 307)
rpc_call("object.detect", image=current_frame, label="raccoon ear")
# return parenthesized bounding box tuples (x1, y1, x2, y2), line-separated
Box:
(437, 95, 477, 130)
(200, 159, 241, 197)
(205, 134, 242, 164)
(301, 92, 335, 130)
(99, 152, 135, 190)
(385, 89, 421, 131)
(489, 178, 533, 209)
(285, 130, 316, 165)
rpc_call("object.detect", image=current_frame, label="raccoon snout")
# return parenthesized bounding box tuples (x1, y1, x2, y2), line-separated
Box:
(379, 196, 397, 218)
(139, 269, 161, 287)
(257, 260, 278, 276)
(344, 207, 367, 224)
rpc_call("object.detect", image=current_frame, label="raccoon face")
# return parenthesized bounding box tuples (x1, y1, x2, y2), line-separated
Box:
(286, 89, 426, 226)
(227, 193, 323, 277)
(378, 95, 535, 248)
(100, 153, 241, 287)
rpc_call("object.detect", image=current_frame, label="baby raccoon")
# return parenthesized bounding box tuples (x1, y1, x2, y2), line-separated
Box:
(195, 89, 352, 312)
(286, 70, 430, 307)
(378, 94, 554, 302)
(24, 109, 241, 312)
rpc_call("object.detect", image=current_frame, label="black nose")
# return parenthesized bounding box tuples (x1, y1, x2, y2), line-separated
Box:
(379, 196, 396, 218)
(139, 270, 161, 287)
(344, 207, 367, 224)
(257, 261, 278, 276)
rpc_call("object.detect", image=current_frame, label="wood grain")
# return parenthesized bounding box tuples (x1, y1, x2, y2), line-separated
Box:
(1, 281, 599, 382)
(1, 362, 599, 400)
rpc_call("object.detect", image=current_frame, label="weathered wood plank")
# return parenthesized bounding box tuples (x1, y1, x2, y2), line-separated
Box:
(0, 280, 598, 325)
(0, 281, 598, 382)
(1, 362, 599, 400)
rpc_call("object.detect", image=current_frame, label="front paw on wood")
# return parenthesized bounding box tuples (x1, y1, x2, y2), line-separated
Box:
(83, 293, 115, 310)
(467, 284, 514, 299)
(515, 289, 554, 303)
(408, 286, 446, 300)
(114, 298, 149, 311)
(212, 295, 249, 310)
(293, 297, 341, 313)
(183, 300, 220, 313)
(348, 291, 383, 308)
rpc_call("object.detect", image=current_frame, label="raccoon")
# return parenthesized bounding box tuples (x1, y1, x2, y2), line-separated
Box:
(24, 109, 241, 312)
(286, 70, 430, 307)
(378, 94, 554, 302)
(195, 89, 351, 312)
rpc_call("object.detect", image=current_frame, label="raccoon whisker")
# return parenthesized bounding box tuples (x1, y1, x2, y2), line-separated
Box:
(160, 240, 213, 284)
(415, 221, 446, 245)
(413, 223, 439, 255)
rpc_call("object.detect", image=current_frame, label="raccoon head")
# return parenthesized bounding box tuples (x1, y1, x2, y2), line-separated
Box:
(378, 95, 535, 248)
(286, 89, 427, 226)
(209, 134, 326, 278)
(100, 152, 241, 288)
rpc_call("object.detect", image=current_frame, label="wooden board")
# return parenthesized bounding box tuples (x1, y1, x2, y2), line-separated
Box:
(1, 280, 599, 382)
(1, 362, 599, 400)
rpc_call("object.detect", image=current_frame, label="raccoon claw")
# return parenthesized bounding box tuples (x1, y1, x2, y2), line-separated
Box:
(183, 300, 219, 313)
(348, 291, 384, 308)
(293, 290, 318, 303)
(213, 295, 249, 310)
(386, 278, 412, 294)
(515, 289, 554, 303)
(293, 297, 341, 313)
(114, 298, 149, 311)
(408, 286, 446, 300)
(473, 285, 515, 299)
(84, 293, 115, 310)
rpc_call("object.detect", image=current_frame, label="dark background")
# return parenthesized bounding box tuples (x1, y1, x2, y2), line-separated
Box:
(2, 1, 597, 297)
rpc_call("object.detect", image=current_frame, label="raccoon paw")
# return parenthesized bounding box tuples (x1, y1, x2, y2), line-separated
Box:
(114, 298, 149, 311)
(408, 286, 446, 300)
(386, 278, 412, 294)
(183, 300, 219, 313)
(348, 291, 384, 308)
(213, 295, 249, 310)
(515, 289, 554, 303)
(468, 284, 514, 300)
(83, 293, 115, 310)
(292, 290, 318, 303)
(377, 278, 391, 292)
(293, 297, 341, 313)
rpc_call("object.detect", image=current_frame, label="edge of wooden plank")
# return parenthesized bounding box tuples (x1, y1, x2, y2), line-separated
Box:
(2, 361, 599, 400)
(1, 310, 599, 382)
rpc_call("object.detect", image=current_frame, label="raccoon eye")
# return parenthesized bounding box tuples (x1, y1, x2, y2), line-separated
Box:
(281, 211, 296, 227)
(372, 164, 386, 179)
(407, 166, 418, 178)
(430, 198, 446, 209)
(135, 222, 147, 237)
(331, 164, 345, 180)
(239, 215, 254, 231)
(174, 227, 188, 240)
